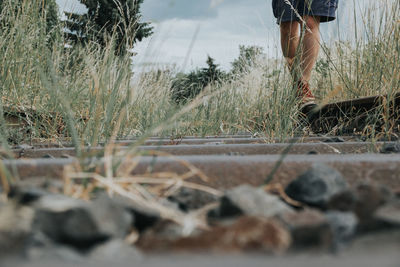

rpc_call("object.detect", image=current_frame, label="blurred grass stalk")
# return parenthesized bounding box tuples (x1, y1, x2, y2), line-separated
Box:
(0, 0, 398, 147)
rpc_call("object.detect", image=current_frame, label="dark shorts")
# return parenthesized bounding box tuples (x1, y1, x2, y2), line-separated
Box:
(272, 0, 339, 24)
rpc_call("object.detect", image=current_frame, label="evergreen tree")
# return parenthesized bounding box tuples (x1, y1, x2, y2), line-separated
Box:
(64, 0, 153, 56)
(171, 56, 226, 104)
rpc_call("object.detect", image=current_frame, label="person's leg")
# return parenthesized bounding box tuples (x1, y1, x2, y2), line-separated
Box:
(300, 15, 321, 83)
(280, 21, 300, 72)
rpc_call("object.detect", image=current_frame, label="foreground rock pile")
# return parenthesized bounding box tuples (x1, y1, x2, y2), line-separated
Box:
(1, 164, 399, 264)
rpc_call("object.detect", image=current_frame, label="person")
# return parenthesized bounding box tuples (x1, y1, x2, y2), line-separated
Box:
(272, 0, 339, 113)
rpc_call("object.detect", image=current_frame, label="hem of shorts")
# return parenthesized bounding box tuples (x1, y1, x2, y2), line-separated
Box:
(276, 15, 336, 25)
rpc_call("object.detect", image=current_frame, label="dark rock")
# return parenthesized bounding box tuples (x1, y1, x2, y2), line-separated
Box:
(380, 142, 400, 154)
(89, 239, 142, 263)
(216, 185, 293, 219)
(42, 154, 55, 159)
(327, 190, 356, 212)
(8, 186, 49, 205)
(279, 209, 331, 250)
(323, 137, 345, 143)
(32, 194, 132, 249)
(285, 164, 348, 209)
(353, 182, 392, 222)
(113, 196, 166, 233)
(375, 201, 400, 227)
(307, 150, 319, 155)
(325, 211, 358, 251)
(168, 187, 219, 211)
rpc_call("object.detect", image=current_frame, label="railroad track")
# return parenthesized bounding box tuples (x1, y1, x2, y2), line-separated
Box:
(3, 135, 400, 190)
(309, 93, 400, 134)
(2, 93, 400, 191)
(2, 95, 400, 264)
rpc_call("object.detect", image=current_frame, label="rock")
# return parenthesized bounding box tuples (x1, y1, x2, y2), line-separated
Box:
(325, 211, 358, 251)
(26, 242, 85, 263)
(8, 186, 49, 205)
(285, 164, 348, 209)
(139, 216, 291, 254)
(42, 154, 55, 159)
(90, 195, 133, 239)
(168, 187, 219, 211)
(375, 201, 400, 227)
(328, 182, 393, 232)
(89, 239, 142, 263)
(32, 194, 132, 248)
(113, 195, 163, 233)
(0, 202, 34, 258)
(327, 190, 356, 212)
(279, 209, 331, 250)
(215, 185, 293, 219)
(307, 150, 319, 155)
(380, 142, 400, 154)
(352, 183, 392, 222)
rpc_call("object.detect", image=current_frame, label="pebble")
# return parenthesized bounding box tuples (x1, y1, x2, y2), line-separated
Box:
(285, 164, 348, 209)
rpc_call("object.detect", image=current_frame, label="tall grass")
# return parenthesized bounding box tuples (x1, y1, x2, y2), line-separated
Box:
(0, 0, 399, 146)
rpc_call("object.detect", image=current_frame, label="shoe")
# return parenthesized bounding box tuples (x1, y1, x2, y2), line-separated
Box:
(296, 80, 316, 106)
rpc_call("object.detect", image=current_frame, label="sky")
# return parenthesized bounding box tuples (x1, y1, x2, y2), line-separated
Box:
(56, 0, 385, 71)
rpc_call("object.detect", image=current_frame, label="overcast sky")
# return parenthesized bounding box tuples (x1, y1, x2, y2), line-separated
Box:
(56, 0, 386, 71)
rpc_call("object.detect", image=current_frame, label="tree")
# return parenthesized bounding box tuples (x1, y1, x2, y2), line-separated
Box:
(230, 45, 264, 75)
(64, 0, 153, 56)
(171, 56, 226, 104)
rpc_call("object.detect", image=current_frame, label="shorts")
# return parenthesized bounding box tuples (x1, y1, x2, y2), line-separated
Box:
(272, 0, 339, 24)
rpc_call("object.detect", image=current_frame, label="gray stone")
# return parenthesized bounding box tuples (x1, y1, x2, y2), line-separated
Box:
(217, 184, 293, 218)
(89, 239, 142, 263)
(325, 211, 358, 251)
(90, 195, 133, 239)
(32, 194, 132, 248)
(285, 164, 348, 209)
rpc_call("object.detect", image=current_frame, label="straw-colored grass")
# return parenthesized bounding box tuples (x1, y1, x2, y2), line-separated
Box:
(1, 0, 398, 144)
(0, 0, 399, 231)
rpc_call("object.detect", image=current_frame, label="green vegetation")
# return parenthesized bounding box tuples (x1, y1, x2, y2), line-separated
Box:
(64, 0, 153, 55)
(0, 0, 399, 146)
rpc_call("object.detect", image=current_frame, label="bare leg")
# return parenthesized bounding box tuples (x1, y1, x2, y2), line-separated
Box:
(300, 16, 321, 83)
(280, 21, 300, 72)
